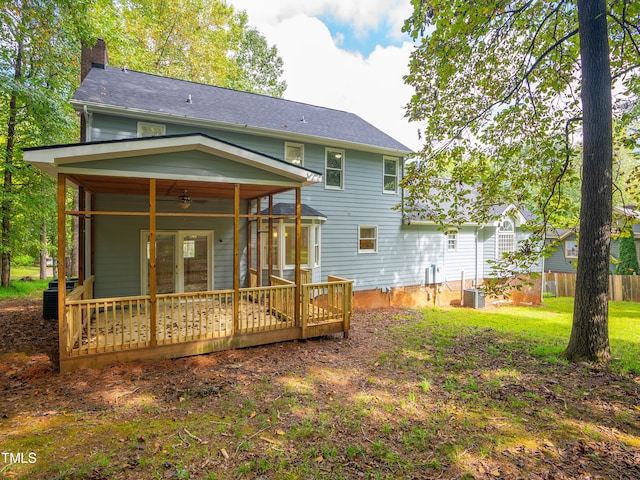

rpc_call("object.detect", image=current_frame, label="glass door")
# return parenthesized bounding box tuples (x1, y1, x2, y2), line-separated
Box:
(152, 233, 177, 294)
(181, 233, 211, 292)
(142, 230, 213, 295)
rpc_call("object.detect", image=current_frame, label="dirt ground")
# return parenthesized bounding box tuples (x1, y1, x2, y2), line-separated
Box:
(1, 299, 639, 479)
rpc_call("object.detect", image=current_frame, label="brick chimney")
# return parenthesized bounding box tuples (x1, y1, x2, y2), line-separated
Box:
(81, 38, 108, 81)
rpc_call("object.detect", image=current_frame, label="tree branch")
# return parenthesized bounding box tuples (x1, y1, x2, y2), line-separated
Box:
(427, 25, 580, 161)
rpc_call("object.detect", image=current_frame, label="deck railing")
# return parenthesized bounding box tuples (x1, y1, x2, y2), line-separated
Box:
(62, 275, 352, 369)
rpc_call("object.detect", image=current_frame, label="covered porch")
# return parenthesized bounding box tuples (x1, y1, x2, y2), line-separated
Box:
(24, 134, 353, 372)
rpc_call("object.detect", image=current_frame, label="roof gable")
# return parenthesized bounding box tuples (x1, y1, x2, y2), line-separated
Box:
(24, 133, 322, 188)
(72, 66, 412, 155)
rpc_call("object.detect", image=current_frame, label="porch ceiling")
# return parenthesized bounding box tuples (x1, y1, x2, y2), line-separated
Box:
(67, 173, 293, 200)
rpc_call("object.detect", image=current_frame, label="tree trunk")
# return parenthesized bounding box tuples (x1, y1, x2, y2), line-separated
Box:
(1, 42, 22, 287)
(565, 0, 613, 363)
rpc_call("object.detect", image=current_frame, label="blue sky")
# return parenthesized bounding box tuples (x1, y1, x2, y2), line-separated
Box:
(227, 0, 420, 151)
(319, 14, 409, 57)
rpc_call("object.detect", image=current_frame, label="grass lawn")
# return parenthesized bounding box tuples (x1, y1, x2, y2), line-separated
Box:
(411, 297, 640, 374)
(0, 266, 50, 300)
(1, 298, 639, 479)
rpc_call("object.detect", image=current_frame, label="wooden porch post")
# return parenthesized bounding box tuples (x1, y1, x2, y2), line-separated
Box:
(149, 179, 157, 346)
(256, 197, 262, 287)
(233, 184, 240, 331)
(78, 186, 85, 284)
(57, 173, 67, 359)
(268, 195, 274, 283)
(295, 187, 301, 327)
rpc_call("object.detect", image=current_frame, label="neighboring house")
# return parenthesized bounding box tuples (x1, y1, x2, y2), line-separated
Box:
(23, 40, 540, 371)
(545, 206, 640, 274)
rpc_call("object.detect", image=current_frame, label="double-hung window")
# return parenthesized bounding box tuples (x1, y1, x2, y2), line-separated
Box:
(383, 156, 399, 194)
(358, 226, 377, 253)
(325, 148, 344, 190)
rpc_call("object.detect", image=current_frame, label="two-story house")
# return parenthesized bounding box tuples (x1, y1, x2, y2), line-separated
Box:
(24, 40, 539, 371)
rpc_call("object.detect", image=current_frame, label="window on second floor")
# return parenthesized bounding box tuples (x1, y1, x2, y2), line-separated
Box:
(285, 142, 304, 165)
(137, 121, 166, 137)
(498, 219, 515, 256)
(383, 156, 399, 194)
(325, 148, 344, 190)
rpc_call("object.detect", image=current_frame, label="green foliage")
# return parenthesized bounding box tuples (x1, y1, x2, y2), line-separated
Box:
(1, 0, 93, 284)
(95, 0, 286, 97)
(401, 1, 640, 280)
(0, 278, 48, 300)
(615, 229, 640, 275)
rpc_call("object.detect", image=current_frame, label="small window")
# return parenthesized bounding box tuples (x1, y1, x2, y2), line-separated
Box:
(358, 225, 377, 253)
(325, 148, 344, 190)
(285, 142, 304, 165)
(446, 229, 458, 252)
(314, 225, 321, 267)
(498, 219, 515, 255)
(565, 240, 579, 258)
(383, 156, 398, 194)
(138, 122, 166, 137)
(285, 224, 310, 267)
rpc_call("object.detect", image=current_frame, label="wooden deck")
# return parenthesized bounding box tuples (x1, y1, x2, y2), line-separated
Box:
(60, 276, 352, 372)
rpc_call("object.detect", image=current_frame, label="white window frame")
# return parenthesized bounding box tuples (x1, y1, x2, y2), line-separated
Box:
(358, 225, 378, 254)
(137, 121, 166, 138)
(261, 220, 320, 270)
(325, 148, 345, 190)
(383, 156, 399, 194)
(314, 225, 321, 268)
(446, 229, 458, 252)
(284, 224, 310, 268)
(565, 240, 579, 258)
(140, 230, 213, 295)
(497, 219, 515, 256)
(285, 142, 304, 166)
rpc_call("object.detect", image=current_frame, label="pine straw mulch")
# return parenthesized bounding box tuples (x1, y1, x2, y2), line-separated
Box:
(1, 299, 639, 479)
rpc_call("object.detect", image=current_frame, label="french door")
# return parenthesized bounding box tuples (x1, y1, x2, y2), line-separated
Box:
(142, 230, 213, 294)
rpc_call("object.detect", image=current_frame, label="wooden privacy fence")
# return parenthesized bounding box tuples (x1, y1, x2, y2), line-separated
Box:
(545, 272, 640, 302)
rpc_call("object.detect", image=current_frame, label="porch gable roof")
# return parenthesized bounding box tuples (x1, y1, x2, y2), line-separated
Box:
(24, 133, 323, 194)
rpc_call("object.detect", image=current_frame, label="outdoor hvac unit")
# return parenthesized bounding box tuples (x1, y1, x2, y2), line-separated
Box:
(425, 264, 445, 284)
(463, 288, 485, 309)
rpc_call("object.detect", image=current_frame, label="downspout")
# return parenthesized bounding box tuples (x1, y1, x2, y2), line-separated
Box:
(475, 226, 479, 288)
(82, 105, 92, 142)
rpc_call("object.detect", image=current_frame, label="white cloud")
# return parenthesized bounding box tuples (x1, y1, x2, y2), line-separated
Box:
(228, 1, 422, 151)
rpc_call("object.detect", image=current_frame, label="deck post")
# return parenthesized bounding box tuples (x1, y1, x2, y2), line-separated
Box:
(57, 173, 67, 360)
(233, 184, 240, 332)
(268, 195, 273, 282)
(78, 186, 85, 285)
(256, 197, 262, 287)
(295, 187, 301, 328)
(149, 179, 157, 346)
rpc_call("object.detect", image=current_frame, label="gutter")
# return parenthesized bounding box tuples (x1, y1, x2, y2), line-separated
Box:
(71, 101, 413, 158)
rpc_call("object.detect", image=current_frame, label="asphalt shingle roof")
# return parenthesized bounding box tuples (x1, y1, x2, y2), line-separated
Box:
(73, 66, 412, 154)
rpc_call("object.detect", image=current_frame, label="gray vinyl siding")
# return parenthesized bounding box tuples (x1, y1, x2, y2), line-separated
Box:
(88, 112, 540, 294)
(66, 151, 293, 184)
(93, 193, 246, 298)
